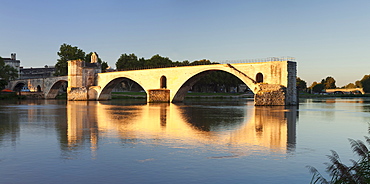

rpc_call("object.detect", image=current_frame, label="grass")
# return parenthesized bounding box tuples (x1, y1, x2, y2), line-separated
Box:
(55, 93, 67, 99)
(0, 92, 26, 100)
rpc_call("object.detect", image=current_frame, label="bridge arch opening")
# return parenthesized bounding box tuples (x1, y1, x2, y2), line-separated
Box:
(46, 80, 67, 98)
(172, 70, 252, 102)
(160, 76, 167, 89)
(99, 77, 146, 100)
(256, 73, 263, 83)
(37, 85, 42, 92)
(13, 82, 26, 92)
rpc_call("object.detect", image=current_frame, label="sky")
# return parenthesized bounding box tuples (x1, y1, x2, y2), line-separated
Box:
(1, 0, 369, 87)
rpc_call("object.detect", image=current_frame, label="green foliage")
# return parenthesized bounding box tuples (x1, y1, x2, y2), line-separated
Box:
(193, 71, 243, 93)
(355, 80, 362, 88)
(360, 75, 370, 93)
(85, 52, 102, 63)
(101, 61, 109, 72)
(55, 43, 86, 76)
(308, 137, 370, 183)
(296, 77, 307, 91)
(309, 76, 336, 93)
(190, 59, 212, 65)
(115, 53, 140, 70)
(85, 52, 109, 72)
(313, 83, 324, 93)
(0, 57, 18, 89)
(323, 76, 336, 89)
(146, 54, 172, 68)
(309, 81, 324, 93)
(55, 44, 109, 75)
(344, 83, 356, 89)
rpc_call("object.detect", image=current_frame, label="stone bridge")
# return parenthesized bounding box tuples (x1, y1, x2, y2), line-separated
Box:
(7, 76, 67, 98)
(68, 59, 297, 106)
(325, 88, 365, 94)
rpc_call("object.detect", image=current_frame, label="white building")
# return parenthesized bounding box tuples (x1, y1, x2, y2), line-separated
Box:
(2, 53, 20, 79)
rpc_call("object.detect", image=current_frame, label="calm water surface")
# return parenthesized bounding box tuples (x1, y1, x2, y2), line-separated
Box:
(1, 98, 370, 184)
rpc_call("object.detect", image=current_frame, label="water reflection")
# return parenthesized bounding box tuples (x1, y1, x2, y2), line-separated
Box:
(65, 101, 297, 158)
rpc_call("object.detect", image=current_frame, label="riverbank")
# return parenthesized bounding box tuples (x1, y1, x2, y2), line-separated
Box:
(0, 92, 26, 100)
(298, 93, 370, 98)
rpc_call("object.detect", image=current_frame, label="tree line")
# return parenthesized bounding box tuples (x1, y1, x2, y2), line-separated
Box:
(54, 44, 244, 93)
(297, 75, 370, 93)
(115, 53, 244, 93)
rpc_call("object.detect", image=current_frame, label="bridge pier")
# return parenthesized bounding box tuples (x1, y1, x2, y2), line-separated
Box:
(254, 84, 287, 106)
(148, 89, 170, 103)
(67, 59, 101, 101)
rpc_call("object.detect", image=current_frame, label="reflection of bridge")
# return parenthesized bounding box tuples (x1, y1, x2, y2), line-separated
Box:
(66, 101, 297, 156)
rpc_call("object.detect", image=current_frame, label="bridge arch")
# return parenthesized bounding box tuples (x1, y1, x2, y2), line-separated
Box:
(98, 77, 146, 100)
(12, 82, 27, 92)
(45, 80, 67, 98)
(37, 85, 42, 92)
(172, 69, 258, 102)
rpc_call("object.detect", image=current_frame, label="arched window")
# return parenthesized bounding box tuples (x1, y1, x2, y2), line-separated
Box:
(37, 85, 42, 92)
(256, 73, 263, 83)
(160, 76, 167, 89)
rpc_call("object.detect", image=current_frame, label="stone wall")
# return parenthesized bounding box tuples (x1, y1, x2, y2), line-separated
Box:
(67, 87, 88, 101)
(286, 61, 297, 105)
(254, 84, 286, 106)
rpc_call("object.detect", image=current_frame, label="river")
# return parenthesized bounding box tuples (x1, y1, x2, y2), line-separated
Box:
(1, 98, 369, 183)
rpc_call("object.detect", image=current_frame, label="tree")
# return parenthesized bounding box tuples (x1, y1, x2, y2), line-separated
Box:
(323, 76, 336, 89)
(360, 75, 370, 93)
(0, 57, 18, 89)
(344, 83, 356, 89)
(115, 53, 139, 70)
(191, 59, 212, 65)
(101, 61, 109, 72)
(355, 80, 362, 88)
(146, 54, 172, 68)
(55, 43, 86, 76)
(308, 137, 370, 183)
(309, 82, 324, 93)
(296, 77, 307, 91)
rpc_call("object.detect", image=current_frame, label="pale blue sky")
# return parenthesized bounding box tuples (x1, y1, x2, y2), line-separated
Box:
(1, 0, 369, 86)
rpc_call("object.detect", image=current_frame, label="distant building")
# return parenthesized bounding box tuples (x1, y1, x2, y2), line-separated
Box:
(2, 53, 21, 78)
(20, 65, 56, 79)
(1, 53, 58, 79)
